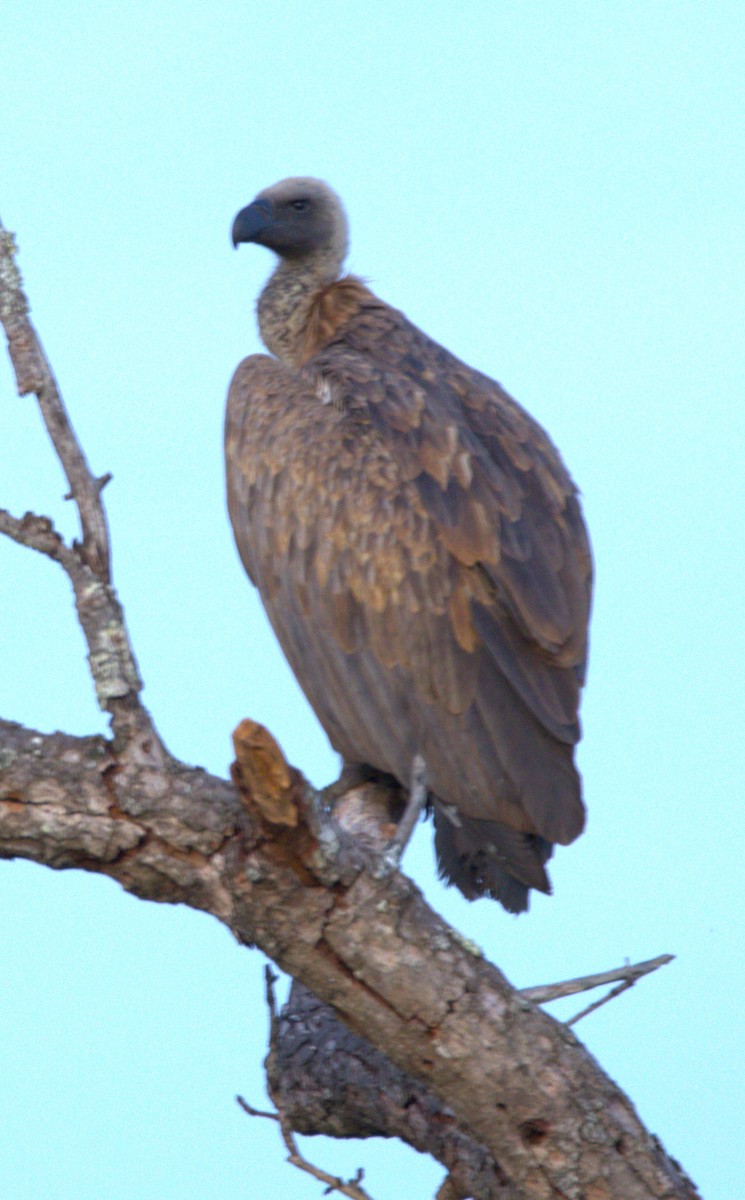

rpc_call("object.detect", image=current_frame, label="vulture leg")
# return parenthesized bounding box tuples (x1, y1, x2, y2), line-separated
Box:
(380, 754, 428, 872)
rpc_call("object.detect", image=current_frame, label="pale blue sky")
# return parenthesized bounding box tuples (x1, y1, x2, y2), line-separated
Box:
(2, 3, 743, 1197)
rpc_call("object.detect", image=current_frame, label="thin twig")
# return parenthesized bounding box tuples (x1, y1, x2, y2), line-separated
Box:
(0, 222, 111, 582)
(236, 1095, 280, 1122)
(237, 1096, 375, 1200)
(520, 954, 674, 1005)
(0, 508, 81, 572)
(567, 979, 639, 1026)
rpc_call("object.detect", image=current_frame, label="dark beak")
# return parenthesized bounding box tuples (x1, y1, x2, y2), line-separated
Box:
(231, 199, 273, 248)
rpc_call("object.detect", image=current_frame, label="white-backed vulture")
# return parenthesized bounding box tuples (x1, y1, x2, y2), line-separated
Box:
(226, 177, 592, 912)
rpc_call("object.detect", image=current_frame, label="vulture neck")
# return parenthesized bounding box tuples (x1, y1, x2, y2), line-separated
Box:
(258, 251, 343, 368)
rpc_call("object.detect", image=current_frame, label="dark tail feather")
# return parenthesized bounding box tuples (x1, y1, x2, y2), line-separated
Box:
(433, 805, 553, 914)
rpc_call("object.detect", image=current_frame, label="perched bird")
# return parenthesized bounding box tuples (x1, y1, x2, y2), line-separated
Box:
(226, 178, 592, 912)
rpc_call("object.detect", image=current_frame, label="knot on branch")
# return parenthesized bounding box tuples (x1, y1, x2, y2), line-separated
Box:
(0, 230, 29, 319)
(231, 719, 329, 886)
(232, 719, 304, 828)
(229, 720, 408, 889)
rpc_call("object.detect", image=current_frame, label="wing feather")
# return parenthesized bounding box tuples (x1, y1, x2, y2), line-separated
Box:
(226, 296, 591, 859)
(312, 306, 592, 731)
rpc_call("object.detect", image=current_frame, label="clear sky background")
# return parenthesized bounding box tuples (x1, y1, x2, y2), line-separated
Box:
(1, 3, 743, 1198)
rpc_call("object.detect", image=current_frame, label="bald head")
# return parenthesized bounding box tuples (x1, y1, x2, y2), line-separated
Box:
(231, 177, 349, 268)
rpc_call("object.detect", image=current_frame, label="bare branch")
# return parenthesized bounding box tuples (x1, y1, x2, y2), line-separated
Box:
(1, 220, 702, 1200)
(0, 718, 702, 1199)
(0, 720, 238, 913)
(235, 1096, 279, 1123)
(520, 955, 675, 1005)
(0, 222, 111, 582)
(266, 980, 514, 1200)
(237, 1096, 376, 1200)
(567, 980, 641, 1027)
(0, 507, 154, 751)
(0, 507, 82, 571)
(0, 227, 158, 751)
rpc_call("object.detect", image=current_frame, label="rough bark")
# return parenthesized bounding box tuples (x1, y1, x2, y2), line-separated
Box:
(0, 717, 698, 1200)
(268, 980, 514, 1200)
(0, 218, 701, 1200)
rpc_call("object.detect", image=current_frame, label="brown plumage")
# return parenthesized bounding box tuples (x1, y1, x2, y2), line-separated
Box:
(226, 177, 593, 913)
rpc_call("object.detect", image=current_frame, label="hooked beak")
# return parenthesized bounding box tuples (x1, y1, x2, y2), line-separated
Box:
(231, 198, 274, 248)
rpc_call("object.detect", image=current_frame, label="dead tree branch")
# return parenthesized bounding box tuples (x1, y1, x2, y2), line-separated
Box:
(267, 980, 514, 1200)
(237, 1095, 376, 1200)
(0, 220, 701, 1200)
(520, 955, 676, 1025)
(0, 223, 110, 582)
(0, 223, 162, 756)
(0, 716, 700, 1200)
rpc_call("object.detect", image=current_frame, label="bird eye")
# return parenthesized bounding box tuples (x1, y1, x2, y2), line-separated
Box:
(290, 199, 310, 212)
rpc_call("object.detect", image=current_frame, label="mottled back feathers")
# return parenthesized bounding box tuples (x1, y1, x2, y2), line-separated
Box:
(227, 178, 592, 912)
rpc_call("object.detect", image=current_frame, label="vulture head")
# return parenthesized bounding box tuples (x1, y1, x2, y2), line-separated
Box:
(231, 177, 349, 269)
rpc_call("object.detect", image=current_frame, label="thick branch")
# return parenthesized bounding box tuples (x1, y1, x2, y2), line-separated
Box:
(0, 719, 700, 1200)
(1, 218, 700, 1200)
(0, 222, 110, 582)
(268, 981, 512, 1200)
(0, 719, 238, 915)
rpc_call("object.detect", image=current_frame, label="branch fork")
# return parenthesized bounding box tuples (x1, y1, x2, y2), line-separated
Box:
(0, 217, 700, 1200)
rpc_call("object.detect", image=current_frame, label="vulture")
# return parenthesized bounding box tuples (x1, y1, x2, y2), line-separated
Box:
(226, 178, 592, 913)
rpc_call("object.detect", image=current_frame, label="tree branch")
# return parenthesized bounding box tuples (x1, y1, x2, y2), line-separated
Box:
(0, 222, 111, 582)
(520, 955, 676, 1024)
(1, 219, 159, 752)
(237, 1095, 376, 1200)
(0, 718, 700, 1200)
(0, 504, 156, 752)
(267, 980, 513, 1200)
(0, 219, 701, 1200)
